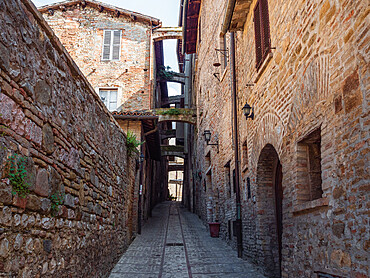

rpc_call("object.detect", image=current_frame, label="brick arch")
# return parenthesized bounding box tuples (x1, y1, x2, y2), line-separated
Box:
(251, 112, 284, 170)
(256, 144, 283, 278)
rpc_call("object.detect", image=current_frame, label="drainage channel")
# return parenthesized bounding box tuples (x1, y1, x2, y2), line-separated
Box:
(158, 202, 171, 278)
(158, 203, 192, 278)
(177, 205, 193, 278)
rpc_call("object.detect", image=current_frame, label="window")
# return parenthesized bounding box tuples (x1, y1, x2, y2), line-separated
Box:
(102, 30, 121, 61)
(254, 0, 271, 70)
(99, 89, 118, 111)
(224, 161, 231, 198)
(242, 140, 248, 169)
(297, 128, 323, 201)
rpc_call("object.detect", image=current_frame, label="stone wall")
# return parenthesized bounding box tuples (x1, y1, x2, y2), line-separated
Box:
(0, 0, 138, 277)
(191, 0, 369, 277)
(40, 3, 154, 111)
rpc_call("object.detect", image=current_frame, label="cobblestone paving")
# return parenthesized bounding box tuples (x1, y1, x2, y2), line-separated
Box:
(109, 202, 266, 278)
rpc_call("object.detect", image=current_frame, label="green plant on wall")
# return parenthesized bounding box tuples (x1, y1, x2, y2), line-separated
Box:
(157, 108, 182, 115)
(158, 65, 175, 81)
(50, 191, 65, 217)
(8, 153, 30, 198)
(126, 131, 144, 157)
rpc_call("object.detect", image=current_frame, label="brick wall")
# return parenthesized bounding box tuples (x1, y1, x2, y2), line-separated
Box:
(41, 3, 153, 111)
(192, 0, 369, 277)
(0, 1, 138, 277)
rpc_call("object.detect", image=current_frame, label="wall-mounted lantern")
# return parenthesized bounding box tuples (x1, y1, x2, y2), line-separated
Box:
(140, 153, 145, 163)
(242, 102, 254, 120)
(203, 130, 219, 153)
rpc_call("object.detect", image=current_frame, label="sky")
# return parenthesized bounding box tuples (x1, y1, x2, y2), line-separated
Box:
(32, 0, 182, 95)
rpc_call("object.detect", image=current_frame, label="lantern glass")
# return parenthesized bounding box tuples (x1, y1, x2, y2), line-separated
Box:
(204, 130, 211, 142)
(242, 103, 251, 117)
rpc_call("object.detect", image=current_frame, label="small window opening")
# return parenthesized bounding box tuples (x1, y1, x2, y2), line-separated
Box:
(297, 127, 323, 201)
(242, 140, 248, 169)
(99, 89, 118, 111)
(224, 160, 231, 198)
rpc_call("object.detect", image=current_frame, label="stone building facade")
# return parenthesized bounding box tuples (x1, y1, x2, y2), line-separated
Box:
(183, 0, 369, 277)
(39, 0, 160, 112)
(0, 0, 140, 276)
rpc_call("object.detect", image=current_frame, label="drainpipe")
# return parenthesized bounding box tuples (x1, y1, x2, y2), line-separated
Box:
(230, 32, 243, 258)
(150, 21, 163, 109)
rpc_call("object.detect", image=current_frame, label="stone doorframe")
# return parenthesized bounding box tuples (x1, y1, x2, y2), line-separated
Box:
(256, 144, 283, 278)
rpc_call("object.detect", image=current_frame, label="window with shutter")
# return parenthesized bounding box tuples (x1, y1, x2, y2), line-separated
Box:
(102, 30, 121, 61)
(254, 0, 271, 70)
(112, 30, 121, 60)
(99, 89, 118, 111)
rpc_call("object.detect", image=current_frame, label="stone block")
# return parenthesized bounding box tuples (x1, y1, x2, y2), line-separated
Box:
(42, 123, 55, 154)
(332, 222, 345, 238)
(0, 188, 13, 205)
(0, 238, 9, 258)
(43, 239, 52, 254)
(26, 194, 41, 212)
(13, 233, 23, 251)
(34, 80, 51, 105)
(49, 167, 62, 193)
(64, 193, 75, 208)
(40, 198, 51, 214)
(35, 168, 50, 197)
(0, 42, 10, 69)
(25, 157, 36, 190)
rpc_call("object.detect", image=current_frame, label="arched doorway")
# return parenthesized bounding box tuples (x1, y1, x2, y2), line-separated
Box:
(256, 144, 283, 278)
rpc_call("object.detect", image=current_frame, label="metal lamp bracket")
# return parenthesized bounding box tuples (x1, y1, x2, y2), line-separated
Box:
(215, 48, 229, 59)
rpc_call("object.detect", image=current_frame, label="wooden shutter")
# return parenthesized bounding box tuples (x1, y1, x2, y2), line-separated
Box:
(254, 0, 271, 69)
(261, 0, 271, 58)
(254, 2, 262, 68)
(112, 30, 121, 60)
(102, 30, 112, 60)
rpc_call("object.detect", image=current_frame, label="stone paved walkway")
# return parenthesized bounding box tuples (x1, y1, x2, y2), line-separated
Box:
(109, 202, 266, 278)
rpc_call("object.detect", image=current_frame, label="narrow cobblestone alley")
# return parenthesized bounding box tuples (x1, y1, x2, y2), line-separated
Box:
(109, 202, 266, 278)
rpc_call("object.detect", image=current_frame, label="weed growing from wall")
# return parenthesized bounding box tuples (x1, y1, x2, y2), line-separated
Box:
(8, 153, 30, 198)
(158, 65, 175, 81)
(126, 131, 144, 157)
(50, 191, 65, 217)
(157, 108, 182, 115)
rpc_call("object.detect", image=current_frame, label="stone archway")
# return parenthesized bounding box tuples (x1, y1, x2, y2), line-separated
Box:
(256, 144, 283, 278)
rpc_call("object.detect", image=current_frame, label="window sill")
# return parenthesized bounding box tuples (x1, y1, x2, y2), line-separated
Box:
(253, 52, 273, 83)
(293, 197, 329, 215)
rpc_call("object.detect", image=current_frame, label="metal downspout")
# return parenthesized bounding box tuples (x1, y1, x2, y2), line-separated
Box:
(230, 32, 243, 258)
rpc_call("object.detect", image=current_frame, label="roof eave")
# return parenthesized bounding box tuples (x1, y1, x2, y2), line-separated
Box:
(38, 0, 161, 26)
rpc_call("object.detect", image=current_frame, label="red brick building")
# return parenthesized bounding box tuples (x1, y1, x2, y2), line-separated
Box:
(182, 0, 369, 277)
(39, 0, 160, 112)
